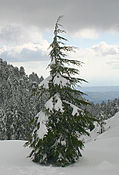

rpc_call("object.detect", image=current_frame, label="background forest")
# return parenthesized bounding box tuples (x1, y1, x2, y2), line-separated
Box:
(0, 58, 119, 140)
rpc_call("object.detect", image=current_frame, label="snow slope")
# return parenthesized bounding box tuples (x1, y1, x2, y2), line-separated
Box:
(0, 112, 119, 175)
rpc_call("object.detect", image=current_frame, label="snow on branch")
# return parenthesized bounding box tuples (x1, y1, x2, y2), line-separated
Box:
(64, 100, 83, 116)
(45, 93, 64, 113)
(38, 76, 52, 89)
(53, 73, 69, 88)
(36, 111, 48, 139)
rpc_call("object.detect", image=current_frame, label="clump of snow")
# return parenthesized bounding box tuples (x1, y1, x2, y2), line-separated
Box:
(45, 97, 53, 111)
(35, 111, 48, 139)
(61, 140, 66, 146)
(54, 94, 64, 112)
(53, 73, 69, 88)
(70, 104, 82, 116)
(38, 76, 52, 89)
(38, 73, 69, 90)
(45, 93, 64, 113)
(57, 137, 66, 146)
(64, 100, 82, 116)
(35, 93, 64, 139)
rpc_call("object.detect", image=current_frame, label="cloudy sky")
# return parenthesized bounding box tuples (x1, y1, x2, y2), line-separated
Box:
(1, 0, 119, 86)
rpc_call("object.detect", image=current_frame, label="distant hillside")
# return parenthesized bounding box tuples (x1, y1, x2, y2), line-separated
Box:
(81, 86, 119, 104)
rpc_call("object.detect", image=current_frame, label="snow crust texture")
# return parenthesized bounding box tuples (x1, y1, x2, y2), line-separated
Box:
(0, 112, 119, 175)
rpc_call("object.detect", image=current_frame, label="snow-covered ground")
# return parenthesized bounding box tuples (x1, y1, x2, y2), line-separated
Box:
(0, 112, 119, 175)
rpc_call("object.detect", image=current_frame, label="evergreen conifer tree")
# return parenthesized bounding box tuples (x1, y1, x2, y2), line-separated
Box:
(27, 17, 95, 167)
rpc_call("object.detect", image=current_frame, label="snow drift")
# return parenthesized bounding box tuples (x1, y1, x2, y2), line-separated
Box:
(0, 112, 119, 175)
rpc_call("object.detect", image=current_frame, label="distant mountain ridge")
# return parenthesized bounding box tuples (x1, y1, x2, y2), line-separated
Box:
(81, 86, 119, 104)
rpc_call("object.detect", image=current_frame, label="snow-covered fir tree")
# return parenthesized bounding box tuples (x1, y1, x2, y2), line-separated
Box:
(27, 17, 95, 167)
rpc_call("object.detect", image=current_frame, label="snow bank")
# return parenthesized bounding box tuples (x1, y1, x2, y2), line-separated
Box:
(0, 112, 119, 175)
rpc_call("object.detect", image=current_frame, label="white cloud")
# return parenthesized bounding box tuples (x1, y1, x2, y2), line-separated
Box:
(72, 28, 98, 39)
(0, 24, 49, 47)
(0, 24, 50, 62)
(2, 38, 119, 86)
(89, 42, 119, 56)
(0, 44, 49, 62)
(68, 42, 119, 86)
(0, 24, 30, 45)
